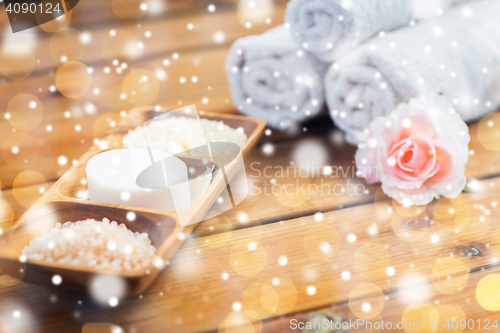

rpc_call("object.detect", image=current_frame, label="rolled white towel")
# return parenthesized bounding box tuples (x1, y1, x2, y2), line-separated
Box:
(325, 1, 500, 144)
(226, 25, 329, 130)
(285, 0, 455, 63)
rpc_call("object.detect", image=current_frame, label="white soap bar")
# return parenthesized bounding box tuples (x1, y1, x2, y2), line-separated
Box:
(86, 148, 191, 211)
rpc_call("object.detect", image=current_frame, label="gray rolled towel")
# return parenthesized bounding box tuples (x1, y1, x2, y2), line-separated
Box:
(285, 0, 456, 63)
(226, 25, 329, 130)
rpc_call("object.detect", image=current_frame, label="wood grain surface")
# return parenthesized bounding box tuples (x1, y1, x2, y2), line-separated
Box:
(1, 0, 500, 332)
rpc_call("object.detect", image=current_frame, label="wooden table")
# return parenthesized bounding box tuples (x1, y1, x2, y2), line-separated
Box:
(1, 0, 500, 332)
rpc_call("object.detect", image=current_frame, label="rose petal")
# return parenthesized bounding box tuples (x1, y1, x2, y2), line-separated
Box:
(396, 111, 435, 142)
(428, 174, 466, 199)
(397, 135, 437, 177)
(428, 139, 464, 183)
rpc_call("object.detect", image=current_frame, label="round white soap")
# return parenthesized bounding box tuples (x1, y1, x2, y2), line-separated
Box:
(86, 148, 190, 211)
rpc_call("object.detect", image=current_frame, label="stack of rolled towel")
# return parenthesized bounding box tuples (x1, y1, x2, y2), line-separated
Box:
(226, 26, 329, 130)
(227, 0, 500, 144)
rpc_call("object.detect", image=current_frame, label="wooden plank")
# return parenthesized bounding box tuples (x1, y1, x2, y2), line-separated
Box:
(260, 268, 500, 333)
(0, 46, 232, 111)
(102, 175, 499, 333)
(0, 175, 498, 332)
(0, 5, 285, 79)
(0, 91, 235, 189)
(66, 0, 247, 27)
(0, 181, 55, 238)
(0, 0, 281, 32)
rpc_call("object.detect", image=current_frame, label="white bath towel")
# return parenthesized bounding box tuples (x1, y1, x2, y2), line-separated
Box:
(226, 25, 329, 130)
(325, 1, 500, 144)
(285, 0, 455, 63)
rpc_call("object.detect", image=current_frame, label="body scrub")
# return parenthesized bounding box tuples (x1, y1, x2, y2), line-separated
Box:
(21, 218, 156, 271)
(123, 116, 248, 154)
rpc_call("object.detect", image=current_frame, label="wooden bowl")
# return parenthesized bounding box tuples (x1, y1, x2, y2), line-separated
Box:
(0, 106, 266, 295)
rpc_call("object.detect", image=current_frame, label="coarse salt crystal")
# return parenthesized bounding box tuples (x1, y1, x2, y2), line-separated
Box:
(21, 219, 156, 271)
(123, 116, 247, 155)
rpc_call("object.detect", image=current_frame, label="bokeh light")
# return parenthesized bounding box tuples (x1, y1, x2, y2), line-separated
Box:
(6, 94, 43, 131)
(477, 112, 500, 151)
(348, 283, 385, 319)
(392, 197, 427, 218)
(273, 177, 311, 207)
(55, 61, 93, 98)
(101, 29, 142, 62)
(1, 132, 27, 151)
(431, 257, 469, 295)
(229, 239, 267, 276)
(12, 171, 47, 207)
(354, 243, 391, 280)
(401, 304, 438, 333)
(49, 28, 85, 63)
(37, 6, 72, 32)
(346, 312, 383, 332)
(455, 212, 490, 244)
(0, 301, 37, 332)
(122, 69, 160, 105)
(490, 227, 500, 258)
(391, 210, 431, 246)
(476, 274, 500, 311)
(195, 214, 234, 248)
(241, 282, 278, 319)
(240, 277, 297, 319)
(0, 199, 15, 235)
(373, 188, 395, 218)
(89, 274, 127, 306)
(438, 305, 466, 333)
(303, 224, 339, 261)
(0, 316, 9, 332)
(92, 113, 122, 139)
(82, 323, 121, 333)
(309, 177, 348, 210)
(391, 211, 445, 256)
(398, 273, 434, 304)
(112, 0, 148, 19)
(237, 0, 274, 24)
(147, 273, 186, 310)
(291, 139, 328, 176)
(2, 133, 40, 170)
(222, 310, 262, 333)
(433, 195, 470, 233)
(0, 44, 35, 81)
(267, 277, 297, 315)
(0, 266, 25, 287)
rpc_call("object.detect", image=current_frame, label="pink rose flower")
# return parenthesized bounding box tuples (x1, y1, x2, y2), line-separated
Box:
(355, 94, 470, 206)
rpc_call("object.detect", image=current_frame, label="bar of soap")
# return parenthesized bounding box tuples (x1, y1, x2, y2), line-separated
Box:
(86, 148, 191, 211)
